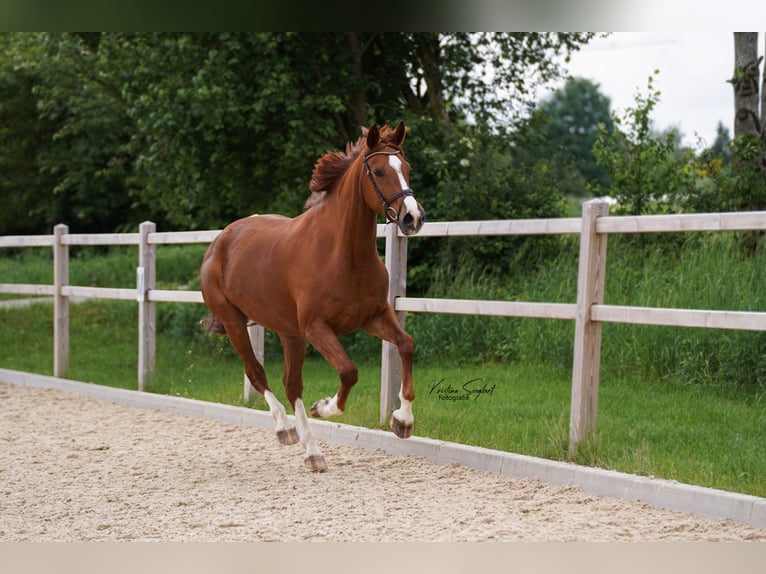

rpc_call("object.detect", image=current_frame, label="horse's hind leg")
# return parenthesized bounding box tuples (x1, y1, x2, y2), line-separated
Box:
(279, 334, 327, 472)
(233, 320, 299, 445)
(304, 321, 358, 419)
(203, 298, 298, 445)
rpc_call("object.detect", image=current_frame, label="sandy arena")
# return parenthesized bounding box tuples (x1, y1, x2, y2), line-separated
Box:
(1, 381, 764, 542)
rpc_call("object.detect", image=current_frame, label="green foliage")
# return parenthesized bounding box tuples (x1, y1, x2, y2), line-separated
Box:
(587, 71, 765, 262)
(403, 118, 567, 293)
(591, 72, 697, 215)
(407, 233, 766, 396)
(437, 33, 597, 128)
(0, 35, 60, 234)
(0, 32, 595, 235)
(601, 233, 766, 394)
(408, 239, 577, 367)
(696, 135, 766, 213)
(13, 33, 137, 233)
(528, 76, 614, 196)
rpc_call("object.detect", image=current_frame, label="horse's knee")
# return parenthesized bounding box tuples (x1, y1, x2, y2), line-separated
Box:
(397, 332, 415, 358)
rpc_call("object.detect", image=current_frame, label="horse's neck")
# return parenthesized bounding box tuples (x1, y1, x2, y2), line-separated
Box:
(323, 163, 379, 257)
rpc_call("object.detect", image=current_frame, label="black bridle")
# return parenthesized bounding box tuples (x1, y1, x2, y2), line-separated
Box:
(362, 150, 415, 224)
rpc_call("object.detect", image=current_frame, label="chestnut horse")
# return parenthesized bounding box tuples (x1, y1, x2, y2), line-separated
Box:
(200, 121, 425, 471)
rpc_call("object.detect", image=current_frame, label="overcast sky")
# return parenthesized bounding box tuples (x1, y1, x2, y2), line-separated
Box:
(547, 32, 758, 149)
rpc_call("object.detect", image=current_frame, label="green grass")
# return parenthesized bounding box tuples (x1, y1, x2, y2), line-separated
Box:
(410, 232, 766, 394)
(0, 298, 763, 498)
(1, 237, 764, 497)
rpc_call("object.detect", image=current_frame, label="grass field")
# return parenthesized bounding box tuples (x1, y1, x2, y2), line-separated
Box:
(0, 296, 763, 497)
(0, 239, 764, 497)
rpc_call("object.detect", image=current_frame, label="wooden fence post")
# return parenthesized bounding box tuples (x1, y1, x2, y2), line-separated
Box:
(380, 224, 408, 425)
(137, 221, 156, 391)
(243, 323, 265, 402)
(569, 199, 610, 454)
(53, 224, 69, 378)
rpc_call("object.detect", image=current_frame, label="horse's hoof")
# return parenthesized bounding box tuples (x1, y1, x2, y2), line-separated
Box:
(304, 454, 328, 472)
(390, 415, 413, 439)
(276, 427, 300, 445)
(310, 397, 342, 418)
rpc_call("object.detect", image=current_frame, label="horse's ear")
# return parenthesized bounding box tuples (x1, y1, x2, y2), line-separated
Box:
(392, 120, 406, 146)
(366, 123, 379, 149)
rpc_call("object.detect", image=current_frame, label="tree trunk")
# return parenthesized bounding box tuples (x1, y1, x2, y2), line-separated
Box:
(731, 32, 762, 138)
(347, 33, 369, 132)
(415, 33, 453, 130)
(762, 33, 766, 158)
(730, 33, 766, 248)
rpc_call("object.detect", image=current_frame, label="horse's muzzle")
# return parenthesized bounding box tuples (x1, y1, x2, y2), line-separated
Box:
(399, 206, 425, 236)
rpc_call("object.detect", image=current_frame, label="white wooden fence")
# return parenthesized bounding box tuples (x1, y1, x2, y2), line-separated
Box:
(2, 199, 766, 452)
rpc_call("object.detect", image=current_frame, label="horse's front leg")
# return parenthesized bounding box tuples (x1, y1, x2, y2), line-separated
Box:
(363, 307, 415, 439)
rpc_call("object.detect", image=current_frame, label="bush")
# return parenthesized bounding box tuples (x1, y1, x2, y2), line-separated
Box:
(403, 117, 566, 295)
(408, 240, 578, 367)
(405, 232, 766, 396)
(591, 72, 697, 215)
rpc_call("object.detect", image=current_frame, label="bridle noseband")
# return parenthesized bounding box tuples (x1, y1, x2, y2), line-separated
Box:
(363, 149, 415, 224)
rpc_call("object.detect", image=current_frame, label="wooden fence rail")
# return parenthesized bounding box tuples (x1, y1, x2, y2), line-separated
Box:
(2, 199, 766, 453)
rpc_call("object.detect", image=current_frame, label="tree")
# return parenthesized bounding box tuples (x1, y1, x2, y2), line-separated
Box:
(527, 76, 614, 197)
(413, 33, 597, 130)
(0, 32, 596, 233)
(703, 121, 732, 162)
(0, 35, 58, 234)
(592, 72, 696, 215)
(1, 33, 146, 233)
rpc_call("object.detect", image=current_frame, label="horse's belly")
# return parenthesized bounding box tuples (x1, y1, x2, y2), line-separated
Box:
(321, 294, 387, 335)
(213, 214, 387, 336)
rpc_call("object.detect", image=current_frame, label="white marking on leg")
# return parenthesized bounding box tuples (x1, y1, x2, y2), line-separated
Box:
(313, 393, 343, 418)
(392, 386, 414, 426)
(294, 399, 323, 457)
(264, 390, 291, 434)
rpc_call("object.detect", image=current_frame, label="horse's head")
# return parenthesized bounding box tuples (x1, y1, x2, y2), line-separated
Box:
(361, 121, 425, 236)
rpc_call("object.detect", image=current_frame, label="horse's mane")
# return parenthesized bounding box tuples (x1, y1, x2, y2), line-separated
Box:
(304, 125, 400, 210)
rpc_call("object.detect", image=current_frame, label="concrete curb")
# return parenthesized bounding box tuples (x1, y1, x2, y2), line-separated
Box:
(2, 367, 764, 529)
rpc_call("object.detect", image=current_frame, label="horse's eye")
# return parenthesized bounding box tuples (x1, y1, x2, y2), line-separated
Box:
(373, 169, 385, 177)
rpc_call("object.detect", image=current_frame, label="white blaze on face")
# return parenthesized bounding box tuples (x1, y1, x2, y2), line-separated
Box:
(388, 154, 409, 190)
(403, 195, 419, 216)
(388, 154, 420, 223)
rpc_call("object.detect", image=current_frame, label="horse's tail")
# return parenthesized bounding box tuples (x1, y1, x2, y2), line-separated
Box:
(202, 314, 227, 335)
